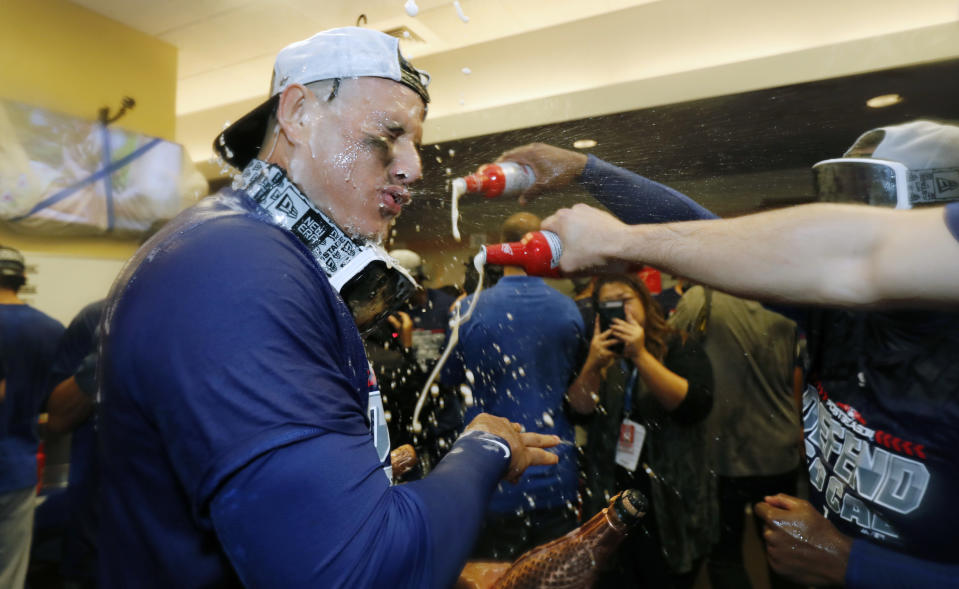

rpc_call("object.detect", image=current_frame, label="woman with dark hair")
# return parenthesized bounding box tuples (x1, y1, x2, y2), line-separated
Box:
(568, 274, 716, 589)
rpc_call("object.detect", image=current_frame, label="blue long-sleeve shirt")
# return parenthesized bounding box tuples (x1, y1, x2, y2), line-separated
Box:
(578, 155, 959, 589)
(98, 189, 511, 588)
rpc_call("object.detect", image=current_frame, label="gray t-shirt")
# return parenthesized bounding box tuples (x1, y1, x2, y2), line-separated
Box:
(670, 286, 799, 477)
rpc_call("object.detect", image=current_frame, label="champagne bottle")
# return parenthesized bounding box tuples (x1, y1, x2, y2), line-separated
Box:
(455, 162, 536, 199)
(477, 231, 563, 278)
(491, 489, 647, 589)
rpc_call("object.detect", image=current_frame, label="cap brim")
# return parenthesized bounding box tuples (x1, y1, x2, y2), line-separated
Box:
(213, 94, 279, 170)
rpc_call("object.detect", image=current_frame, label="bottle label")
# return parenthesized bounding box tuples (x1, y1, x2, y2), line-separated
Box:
(541, 231, 563, 269)
(500, 162, 535, 196)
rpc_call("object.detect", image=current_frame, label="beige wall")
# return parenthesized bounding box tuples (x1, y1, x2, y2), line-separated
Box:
(0, 0, 178, 261)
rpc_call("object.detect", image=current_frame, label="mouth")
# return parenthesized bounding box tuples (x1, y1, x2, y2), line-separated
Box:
(379, 186, 411, 217)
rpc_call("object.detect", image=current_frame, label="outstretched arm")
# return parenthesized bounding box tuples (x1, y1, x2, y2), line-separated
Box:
(211, 415, 558, 589)
(543, 202, 959, 308)
(497, 144, 716, 222)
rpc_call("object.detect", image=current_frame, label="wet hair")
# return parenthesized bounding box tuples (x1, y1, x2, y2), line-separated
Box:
(592, 274, 676, 361)
(398, 51, 430, 107)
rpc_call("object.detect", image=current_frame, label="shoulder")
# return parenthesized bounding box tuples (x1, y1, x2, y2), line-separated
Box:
(128, 208, 325, 303)
(945, 201, 959, 242)
(26, 307, 65, 336)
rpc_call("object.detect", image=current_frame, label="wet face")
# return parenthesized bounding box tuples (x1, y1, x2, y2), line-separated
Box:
(597, 281, 646, 328)
(287, 77, 425, 241)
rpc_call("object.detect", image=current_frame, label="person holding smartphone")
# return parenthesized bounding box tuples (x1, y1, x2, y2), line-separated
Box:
(568, 274, 714, 589)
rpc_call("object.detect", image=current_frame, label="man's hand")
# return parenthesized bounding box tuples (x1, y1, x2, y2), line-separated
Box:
(755, 494, 853, 586)
(542, 204, 632, 274)
(496, 143, 587, 205)
(464, 413, 559, 483)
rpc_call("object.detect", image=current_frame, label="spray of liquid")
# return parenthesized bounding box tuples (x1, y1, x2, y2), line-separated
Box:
(411, 250, 485, 433)
(450, 177, 466, 241)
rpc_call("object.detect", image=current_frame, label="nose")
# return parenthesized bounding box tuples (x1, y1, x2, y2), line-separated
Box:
(391, 141, 422, 185)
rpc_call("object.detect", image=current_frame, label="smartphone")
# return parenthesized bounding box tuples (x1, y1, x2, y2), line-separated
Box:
(597, 300, 626, 354)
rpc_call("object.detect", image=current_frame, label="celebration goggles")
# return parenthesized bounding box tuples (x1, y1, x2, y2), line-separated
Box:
(813, 158, 959, 209)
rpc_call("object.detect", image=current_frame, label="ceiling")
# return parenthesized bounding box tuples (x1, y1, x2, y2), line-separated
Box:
(71, 0, 959, 170)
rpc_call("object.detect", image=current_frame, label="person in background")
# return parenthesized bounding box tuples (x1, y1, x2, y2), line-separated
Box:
(97, 27, 558, 589)
(364, 248, 459, 472)
(443, 212, 585, 561)
(654, 276, 688, 318)
(0, 245, 64, 589)
(509, 120, 959, 587)
(568, 273, 714, 588)
(35, 299, 105, 589)
(670, 286, 802, 589)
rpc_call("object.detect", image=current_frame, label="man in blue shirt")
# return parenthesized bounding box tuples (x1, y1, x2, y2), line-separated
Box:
(43, 299, 105, 588)
(0, 245, 64, 588)
(443, 212, 585, 560)
(98, 28, 558, 588)
(504, 122, 959, 588)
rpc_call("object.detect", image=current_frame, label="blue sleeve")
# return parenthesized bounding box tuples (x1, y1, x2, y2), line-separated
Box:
(108, 218, 371, 518)
(211, 429, 509, 589)
(579, 155, 718, 223)
(845, 539, 959, 589)
(946, 202, 959, 242)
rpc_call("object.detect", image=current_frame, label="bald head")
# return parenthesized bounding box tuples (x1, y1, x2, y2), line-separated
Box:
(501, 212, 541, 242)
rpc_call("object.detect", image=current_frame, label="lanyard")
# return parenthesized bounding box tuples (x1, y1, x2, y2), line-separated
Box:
(621, 359, 639, 415)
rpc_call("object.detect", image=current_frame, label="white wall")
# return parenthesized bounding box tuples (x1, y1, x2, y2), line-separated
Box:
(19, 252, 126, 325)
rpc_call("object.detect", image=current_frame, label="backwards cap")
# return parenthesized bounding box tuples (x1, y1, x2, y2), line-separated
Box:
(0, 246, 25, 278)
(214, 27, 430, 170)
(845, 120, 959, 169)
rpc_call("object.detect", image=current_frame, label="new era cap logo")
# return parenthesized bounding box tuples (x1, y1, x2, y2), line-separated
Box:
(276, 195, 299, 219)
(936, 176, 959, 195)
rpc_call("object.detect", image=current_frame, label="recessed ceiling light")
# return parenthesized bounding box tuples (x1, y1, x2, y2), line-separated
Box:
(573, 139, 597, 149)
(866, 94, 903, 108)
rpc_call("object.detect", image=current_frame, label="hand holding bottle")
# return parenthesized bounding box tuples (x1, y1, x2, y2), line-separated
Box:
(496, 143, 588, 204)
(541, 204, 634, 275)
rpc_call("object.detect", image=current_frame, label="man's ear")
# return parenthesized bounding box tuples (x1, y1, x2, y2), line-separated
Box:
(274, 84, 314, 147)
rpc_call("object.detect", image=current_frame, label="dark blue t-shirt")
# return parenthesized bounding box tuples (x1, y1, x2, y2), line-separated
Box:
(46, 299, 105, 579)
(946, 201, 959, 241)
(0, 303, 63, 494)
(98, 189, 510, 588)
(443, 275, 584, 514)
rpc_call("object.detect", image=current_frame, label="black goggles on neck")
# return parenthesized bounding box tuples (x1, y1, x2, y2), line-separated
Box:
(813, 158, 959, 209)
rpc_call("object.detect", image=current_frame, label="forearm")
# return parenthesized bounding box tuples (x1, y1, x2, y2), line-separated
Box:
(567, 361, 603, 414)
(845, 539, 959, 589)
(404, 431, 510, 587)
(212, 430, 508, 589)
(635, 351, 688, 411)
(608, 203, 959, 307)
(608, 204, 881, 306)
(580, 155, 717, 224)
(46, 377, 94, 433)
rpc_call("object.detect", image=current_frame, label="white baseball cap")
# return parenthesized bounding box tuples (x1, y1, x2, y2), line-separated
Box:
(214, 27, 430, 170)
(845, 120, 959, 169)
